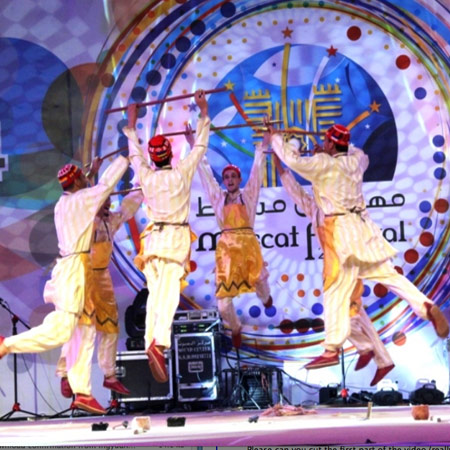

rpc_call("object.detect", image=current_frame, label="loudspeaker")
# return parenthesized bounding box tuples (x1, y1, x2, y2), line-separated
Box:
(115, 350, 173, 405)
(409, 383, 444, 405)
(373, 388, 403, 406)
(319, 384, 339, 404)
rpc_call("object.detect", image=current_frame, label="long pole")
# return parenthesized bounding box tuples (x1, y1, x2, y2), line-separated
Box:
(164, 119, 283, 137)
(105, 87, 229, 114)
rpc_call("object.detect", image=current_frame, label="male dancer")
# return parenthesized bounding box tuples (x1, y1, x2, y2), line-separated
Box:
(187, 126, 272, 348)
(57, 189, 143, 413)
(0, 156, 129, 412)
(269, 122, 449, 369)
(274, 152, 394, 386)
(122, 89, 210, 383)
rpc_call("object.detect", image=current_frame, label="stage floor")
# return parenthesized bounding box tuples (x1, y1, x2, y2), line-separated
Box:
(1, 404, 450, 446)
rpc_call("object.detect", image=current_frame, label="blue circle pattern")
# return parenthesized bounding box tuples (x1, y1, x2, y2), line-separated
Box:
(432, 135, 444, 147)
(420, 217, 432, 229)
(419, 200, 432, 213)
(311, 303, 324, 315)
(433, 151, 445, 164)
(434, 168, 446, 180)
(414, 87, 426, 99)
(249, 305, 261, 318)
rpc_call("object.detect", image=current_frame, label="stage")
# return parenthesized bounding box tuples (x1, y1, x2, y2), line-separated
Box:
(1, 405, 450, 446)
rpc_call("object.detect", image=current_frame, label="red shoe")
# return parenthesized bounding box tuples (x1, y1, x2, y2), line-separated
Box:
(263, 296, 273, 309)
(304, 351, 339, 370)
(232, 331, 242, 349)
(60, 377, 73, 398)
(73, 394, 106, 415)
(355, 350, 374, 371)
(425, 303, 449, 338)
(103, 377, 131, 395)
(146, 339, 168, 383)
(370, 364, 395, 386)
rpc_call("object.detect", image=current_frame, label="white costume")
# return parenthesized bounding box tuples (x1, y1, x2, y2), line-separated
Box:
(280, 169, 393, 369)
(272, 134, 433, 350)
(56, 190, 143, 395)
(3, 156, 128, 355)
(126, 116, 210, 349)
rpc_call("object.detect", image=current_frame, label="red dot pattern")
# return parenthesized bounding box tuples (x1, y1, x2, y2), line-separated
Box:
(434, 198, 449, 213)
(347, 26, 362, 41)
(404, 249, 419, 264)
(189, 260, 197, 272)
(280, 319, 294, 334)
(419, 232, 434, 247)
(374, 283, 388, 298)
(394, 266, 404, 275)
(396, 55, 411, 69)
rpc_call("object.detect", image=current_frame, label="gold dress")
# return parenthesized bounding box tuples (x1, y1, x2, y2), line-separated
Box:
(215, 199, 264, 298)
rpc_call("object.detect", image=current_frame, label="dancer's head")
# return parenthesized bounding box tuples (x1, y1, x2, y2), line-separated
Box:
(148, 134, 173, 167)
(325, 124, 350, 154)
(57, 164, 87, 191)
(222, 164, 242, 194)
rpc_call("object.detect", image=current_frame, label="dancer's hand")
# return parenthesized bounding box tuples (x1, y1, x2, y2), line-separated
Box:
(194, 89, 208, 118)
(184, 123, 195, 148)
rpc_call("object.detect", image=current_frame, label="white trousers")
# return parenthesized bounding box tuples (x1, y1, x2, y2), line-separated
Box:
(56, 328, 119, 395)
(142, 257, 185, 349)
(324, 258, 431, 350)
(349, 307, 393, 368)
(4, 310, 78, 353)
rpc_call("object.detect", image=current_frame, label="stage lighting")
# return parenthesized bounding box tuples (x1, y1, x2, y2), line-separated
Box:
(410, 380, 444, 405)
(373, 379, 403, 406)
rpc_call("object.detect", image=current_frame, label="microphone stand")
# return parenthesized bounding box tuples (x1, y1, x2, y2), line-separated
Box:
(0, 298, 42, 420)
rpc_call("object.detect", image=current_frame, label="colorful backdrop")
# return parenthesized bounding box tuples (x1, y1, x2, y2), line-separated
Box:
(0, 0, 449, 414)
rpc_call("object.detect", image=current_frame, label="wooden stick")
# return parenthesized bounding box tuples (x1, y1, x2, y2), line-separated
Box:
(84, 146, 128, 167)
(105, 87, 229, 114)
(276, 129, 326, 136)
(110, 187, 142, 196)
(164, 119, 283, 137)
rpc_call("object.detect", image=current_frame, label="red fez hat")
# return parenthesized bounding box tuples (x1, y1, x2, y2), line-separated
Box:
(57, 164, 82, 188)
(148, 135, 172, 162)
(222, 164, 241, 179)
(326, 124, 350, 146)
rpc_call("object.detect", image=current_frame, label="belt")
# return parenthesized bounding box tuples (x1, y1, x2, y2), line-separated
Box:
(222, 226, 253, 232)
(153, 222, 189, 231)
(325, 207, 366, 221)
(61, 250, 90, 257)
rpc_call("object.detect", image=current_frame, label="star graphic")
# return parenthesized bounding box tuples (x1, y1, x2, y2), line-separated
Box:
(224, 79, 235, 91)
(282, 27, 293, 38)
(327, 45, 338, 56)
(369, 100, 381, 112)
(221, 141, 227, 147)
(188, 102, 197, 112)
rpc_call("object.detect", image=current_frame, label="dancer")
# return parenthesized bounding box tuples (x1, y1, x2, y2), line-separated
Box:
(274, 152, 394, 385)
(122, 89, 210, 383)
(186, 125, 272, 348)
(269, 122, 449, 369)
(0, 157, 129, 397)
(56, 188, 143, 413)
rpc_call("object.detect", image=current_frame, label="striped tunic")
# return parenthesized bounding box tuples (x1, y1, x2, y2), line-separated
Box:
(272, 134, 397, 264)
(127, 116, 211, 263)
(43, 156, 129, 315)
